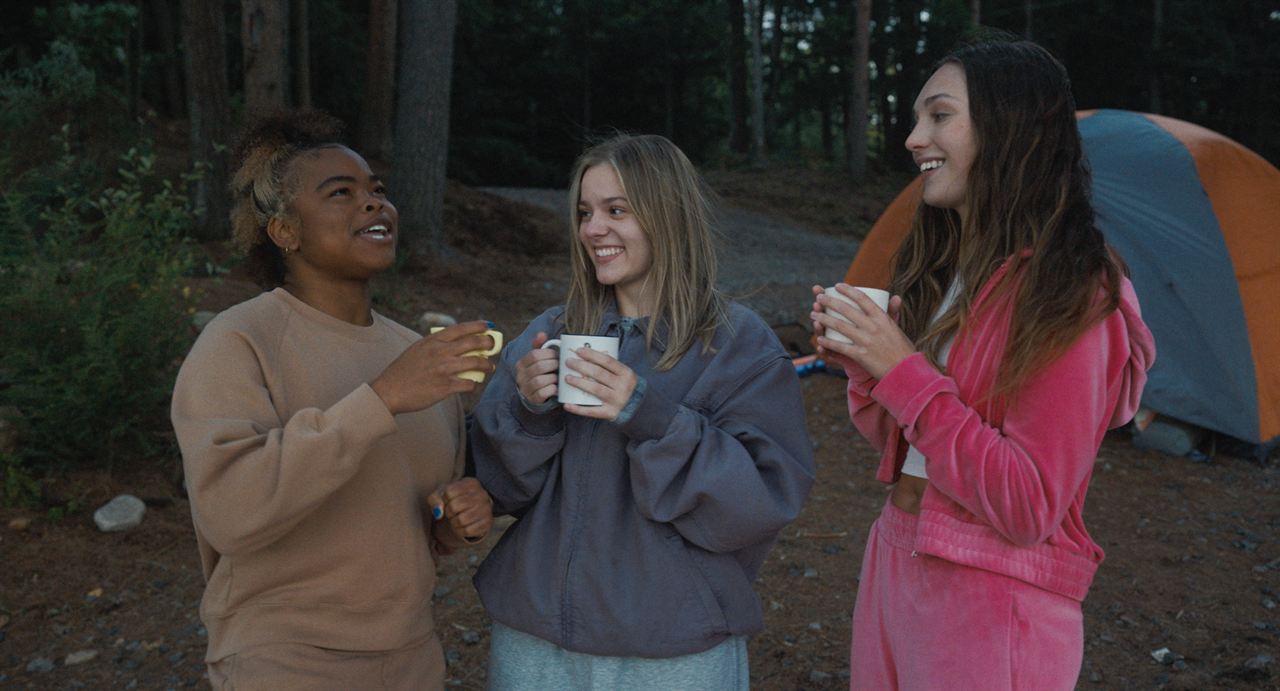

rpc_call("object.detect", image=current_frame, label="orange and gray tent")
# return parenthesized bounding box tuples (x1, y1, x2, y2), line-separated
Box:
(844, 109, 1280, 448)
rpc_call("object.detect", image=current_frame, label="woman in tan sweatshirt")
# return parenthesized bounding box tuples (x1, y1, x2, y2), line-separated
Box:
(171, 110, 495, 690)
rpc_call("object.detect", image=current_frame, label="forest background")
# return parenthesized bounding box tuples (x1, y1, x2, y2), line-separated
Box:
(2, 2, 1280, 689)
(1, 0, 1278, 534)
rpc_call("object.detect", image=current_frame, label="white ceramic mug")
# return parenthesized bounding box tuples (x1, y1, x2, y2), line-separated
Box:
(822, 286, 890, 344)
(541, 334, 621, 406)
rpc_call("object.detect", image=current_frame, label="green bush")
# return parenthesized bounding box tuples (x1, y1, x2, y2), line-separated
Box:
(0, 127, 196, 487)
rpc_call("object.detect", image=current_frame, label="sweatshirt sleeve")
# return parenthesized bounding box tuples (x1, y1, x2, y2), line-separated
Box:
(842, 357, 898, 454)
(171, 324, 398, 557)
(469, 322, 567, 515)
(618, 352, 815, 554)
(871, 315, 1127, 547)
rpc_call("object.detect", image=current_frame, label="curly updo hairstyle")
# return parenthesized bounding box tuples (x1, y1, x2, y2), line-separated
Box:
(230, 109, 346, 288)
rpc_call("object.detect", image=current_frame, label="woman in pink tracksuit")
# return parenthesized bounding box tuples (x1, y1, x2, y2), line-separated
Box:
(810, 41, 1156, 690)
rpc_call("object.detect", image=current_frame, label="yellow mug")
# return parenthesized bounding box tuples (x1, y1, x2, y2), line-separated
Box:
(430, 327, 504, 382)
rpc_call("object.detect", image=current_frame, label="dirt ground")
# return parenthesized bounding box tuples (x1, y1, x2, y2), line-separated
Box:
(2, 171, 1277, 690)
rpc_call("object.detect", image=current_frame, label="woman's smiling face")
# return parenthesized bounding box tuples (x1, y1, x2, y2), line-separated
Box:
(576, 163, 654, 316)
(906, 62, 977, 218)
(281, 145, 399, 281)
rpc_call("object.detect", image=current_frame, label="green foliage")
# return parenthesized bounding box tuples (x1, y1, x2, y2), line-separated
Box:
(2, 452, 41, 508)
(33, 2, 138, 81)
(1, 2, 140, 169)
(0, 41, 97, 148)
(0, 127, 197, 481)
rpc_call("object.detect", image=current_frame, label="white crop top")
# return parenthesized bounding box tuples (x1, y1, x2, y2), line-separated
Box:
(900, 280, 962, 480)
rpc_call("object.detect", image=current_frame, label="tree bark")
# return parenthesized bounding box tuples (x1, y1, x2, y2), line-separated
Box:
(765, 1, 785, 138)
(970, 0, 981, 25)
(359, 0, 398, 163)
(1150, 0, 1163, 112)
(150, 0, 186, 117)
(726, 0, 749, 155)
(747, 0, 766, 166)
(241, 0, 290, 118)
(393, 0, 458, 258)
(1024, 0, 1034, 40)
(662, 12, 675, 140)
(180, 0, 232, 241)
(128, 0, 143, 123)
(291, 0, 311, 107)
(847, 0, 872, 180)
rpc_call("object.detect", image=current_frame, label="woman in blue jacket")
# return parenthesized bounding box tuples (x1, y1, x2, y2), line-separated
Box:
(470, 134, 815, 689)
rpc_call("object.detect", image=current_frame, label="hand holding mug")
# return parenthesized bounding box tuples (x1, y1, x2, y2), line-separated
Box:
(811, 284, 914, 379)
(370, 320, 499, 415)
(515, 331, 561, 405)
(560, 344, 637, 421)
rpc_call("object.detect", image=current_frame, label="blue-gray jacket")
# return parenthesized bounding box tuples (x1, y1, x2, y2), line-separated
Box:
(470, 301, 815, 658)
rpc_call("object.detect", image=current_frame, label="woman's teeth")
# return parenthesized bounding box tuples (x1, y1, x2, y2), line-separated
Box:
(595, 247, 623, 257)
(919, 160, 943, 172)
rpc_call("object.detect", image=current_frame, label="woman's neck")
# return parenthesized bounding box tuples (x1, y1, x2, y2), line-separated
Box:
(615, 285, 654, 318)
(282, 275, 374, 326)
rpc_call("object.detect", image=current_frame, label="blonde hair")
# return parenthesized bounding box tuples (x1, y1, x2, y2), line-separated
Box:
(564, 134, 726, 371)
(229, 110, 345, 287)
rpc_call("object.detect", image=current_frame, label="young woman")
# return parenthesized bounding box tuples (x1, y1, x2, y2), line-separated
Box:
(171, 110, 495, 689)
(810, 42, 1156, 690)
(470, 134, 815, 689)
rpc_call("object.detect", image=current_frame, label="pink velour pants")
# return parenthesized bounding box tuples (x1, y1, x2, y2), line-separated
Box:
(849, 500, 1084, 691)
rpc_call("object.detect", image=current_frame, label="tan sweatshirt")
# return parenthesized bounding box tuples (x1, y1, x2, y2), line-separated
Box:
(171, 288, 464, 662)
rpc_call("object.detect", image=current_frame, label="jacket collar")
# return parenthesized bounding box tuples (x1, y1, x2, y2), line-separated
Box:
(600, 299, 670, 352)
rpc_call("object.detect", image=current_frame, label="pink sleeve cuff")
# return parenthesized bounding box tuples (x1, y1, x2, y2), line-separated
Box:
(871, 352, 959, 430)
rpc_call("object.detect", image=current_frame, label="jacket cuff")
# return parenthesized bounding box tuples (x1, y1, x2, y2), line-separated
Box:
(612, 376, 647, 425)
(510, 394, 565, 438)
(871, 352, 957, 429)
(842, 359, 879, 397)
(616, 376, 678, 441)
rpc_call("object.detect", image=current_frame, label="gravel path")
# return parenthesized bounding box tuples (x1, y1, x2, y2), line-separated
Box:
(481, 188, 861, 328)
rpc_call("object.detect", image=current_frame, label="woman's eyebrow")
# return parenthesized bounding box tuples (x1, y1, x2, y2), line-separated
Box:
(315, 174, 382, 191)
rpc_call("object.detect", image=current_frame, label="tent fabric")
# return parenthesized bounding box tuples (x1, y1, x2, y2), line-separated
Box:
(843, 109, 1280, 445)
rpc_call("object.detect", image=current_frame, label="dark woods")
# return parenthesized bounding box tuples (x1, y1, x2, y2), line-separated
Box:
(3, 2, 1277, 189)
(0, 0, 1277, 495)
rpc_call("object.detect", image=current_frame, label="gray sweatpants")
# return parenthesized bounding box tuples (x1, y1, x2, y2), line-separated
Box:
(486, 621, 750, 691)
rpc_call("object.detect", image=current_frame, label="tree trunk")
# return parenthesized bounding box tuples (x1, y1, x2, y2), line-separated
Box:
(150, 0, 185, 117)
(579, 4, 593, 137)
(746, 0, 766, 166)
(765, 1, 785, 140)
(359, 0, 398, 163)
(241, 0, 289, 118)
(820, 98, 832, 161)
(662, 13, 675, 140)
(180, 0, 232, 241)
(726, 0, 749, 155)
(1024, 0, 1034, 39)
(129, 0, 143, 123)
(291, 0, 311, 107)
(1150, 0, 1163, 112)
(970, 0, 981, 25)
(393, 0, 458, 258)
(847, 0, 872, 180)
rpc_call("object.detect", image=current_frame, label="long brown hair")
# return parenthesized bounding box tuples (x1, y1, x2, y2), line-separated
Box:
(563, 134, 726, 371)
(891, 40, 1123, 398)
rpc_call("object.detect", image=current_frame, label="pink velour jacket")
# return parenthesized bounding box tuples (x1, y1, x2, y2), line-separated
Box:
(845, 258, 1155, 601)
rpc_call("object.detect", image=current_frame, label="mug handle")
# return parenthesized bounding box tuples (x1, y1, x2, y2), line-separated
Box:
(482, 330, 504, 356)
(540, 339, 561, 350)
